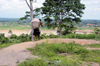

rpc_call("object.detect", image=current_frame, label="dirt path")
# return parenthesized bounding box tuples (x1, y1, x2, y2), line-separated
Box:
(0, 38, 100, 66)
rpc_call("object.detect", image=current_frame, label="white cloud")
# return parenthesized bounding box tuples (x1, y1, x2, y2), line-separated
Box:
(0, 0, 100, 19)
(81, 0, 100, 4)
(0, 0, 43, 18)
(2, 4, 12, 10)
(94, 8, 100, 11)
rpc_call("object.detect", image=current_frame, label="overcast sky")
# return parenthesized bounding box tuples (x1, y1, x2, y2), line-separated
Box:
(0, 0, 100, 20)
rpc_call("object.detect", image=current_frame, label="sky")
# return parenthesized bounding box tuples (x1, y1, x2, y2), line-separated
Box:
(0, 0, 100, 20)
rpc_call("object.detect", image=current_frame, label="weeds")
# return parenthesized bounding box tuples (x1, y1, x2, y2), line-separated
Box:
(27, 42, 100, 65)
(84, 44, 100, 48)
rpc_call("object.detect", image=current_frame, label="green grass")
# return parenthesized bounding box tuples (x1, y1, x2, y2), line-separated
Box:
(0, 26, 29, 30)
(84, 44, 100, 48)
(61, 33, 100, 40)
(77, 27, 94, 30)
(19, 42, 100, 66)
(0, 39, 22, 49)
(0, 43, 14, 49)
(0, 26, 50, 30)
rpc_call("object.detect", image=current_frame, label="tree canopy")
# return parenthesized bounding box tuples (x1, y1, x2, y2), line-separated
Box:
(37, 0, 85, 36)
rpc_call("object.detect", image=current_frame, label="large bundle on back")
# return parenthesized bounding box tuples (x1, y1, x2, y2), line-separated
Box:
(31, 18, 40, 29)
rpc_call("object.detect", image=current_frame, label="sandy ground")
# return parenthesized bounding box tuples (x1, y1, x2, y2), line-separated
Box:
(0, 30, 57, 37)
(0, 38, 100, 66)
(0, 29, 94, 37)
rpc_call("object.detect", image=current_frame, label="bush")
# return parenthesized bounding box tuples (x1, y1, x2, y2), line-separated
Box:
(10, 34, 17, 39)
(61, 33, 95, 39)
(8, 30, 12, 34)
(17, 34, 31, 42)
(0, 33, 5, 38)
(0, 33, 10, 44)
(0, 37, 9, 44)
(61, 33, 74, 38)
(94, 27, 100, 34)
(40, 33, 59, 39)
(40, 33, 49, 39)
(49, 34, 59, 38)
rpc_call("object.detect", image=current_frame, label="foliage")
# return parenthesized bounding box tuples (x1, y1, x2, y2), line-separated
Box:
(0, 22, 30, 30)
(49, 34, 59, 38)
(36, 0, 85, 36)
(18, 58, 48, 66)
(40, 33, 59, 39)
(10, 34, 17, 39)
(84, 44, 100, 48)
(62, 27, 77, 35)
(61, 33, 96, 39)
(19, 57, 80, 66)
(0, 33, 9, 44)
(0, 33, 5, 37)
(77, 27, 94, 30)
(78, 19, 100, 27)
(94, 27, 100, 34)
(19, 9, 41, 21)
(8, 30, 13, 34)
(40, 33, 49, 39)
(19, 42, 100, 66)
(0, 33, 31, 48)
(17, 34, 31, 42)
(28, 42, 87, 58)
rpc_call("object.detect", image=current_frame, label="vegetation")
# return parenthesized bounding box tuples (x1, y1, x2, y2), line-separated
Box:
(61, 33, 97, 39)
(19, 42, 100, 66)
(0, 33, 31, 49)
(77, 27, 94, 30)
(0, 32, 59, 48)
(94, 27, 100, 34)
(84, 44, 100, 48)
(1, 32, 100, 49)
(8, 30, 13, 34)
(36, 0, 85, 36)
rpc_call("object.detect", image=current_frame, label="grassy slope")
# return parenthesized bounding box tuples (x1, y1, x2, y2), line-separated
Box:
(19, 42, 100, 66)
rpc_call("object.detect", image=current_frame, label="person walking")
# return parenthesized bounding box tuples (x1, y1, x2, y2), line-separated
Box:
(31, 18, 43, 41)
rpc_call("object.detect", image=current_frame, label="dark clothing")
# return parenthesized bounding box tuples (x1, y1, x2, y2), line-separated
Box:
(33, 28, 40, 36)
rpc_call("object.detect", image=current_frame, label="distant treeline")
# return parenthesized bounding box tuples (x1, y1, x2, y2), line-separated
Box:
(0, 18, 100, 26)
(0, 18, 19, 22)
(78, 20, 100, 27)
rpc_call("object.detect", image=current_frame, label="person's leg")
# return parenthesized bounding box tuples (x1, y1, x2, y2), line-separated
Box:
(33, 29, 36, 42)
(38, 29, 40, 40)
(38, 36, 40, 40)
(33, 35, 35, 41)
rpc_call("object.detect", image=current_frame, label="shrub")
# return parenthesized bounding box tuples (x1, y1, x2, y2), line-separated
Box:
(0, 33, 5, 38)
(0, 33, 10, 44)
(94, 27, 100, 34)
(40, 33, 49, 39)
(8, 30, 13, 34)
(49, 34, 59, 38)
(17, 34, 31, 42)
(10, 34, 17, 39)
(0, 37, 9, 44)
(61, 33, 96, 39)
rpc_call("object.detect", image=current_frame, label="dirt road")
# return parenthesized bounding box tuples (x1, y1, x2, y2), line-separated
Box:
(0, 38, 100, 66)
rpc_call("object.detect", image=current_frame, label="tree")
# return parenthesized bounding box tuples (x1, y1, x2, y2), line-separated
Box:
(37, 0, 85, 36)
(19, 8, 41, 21)
(8, 30, 13, 34)
(20, 0, 37, 41)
